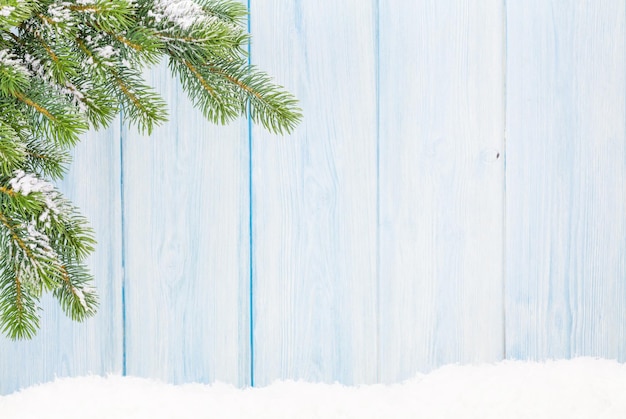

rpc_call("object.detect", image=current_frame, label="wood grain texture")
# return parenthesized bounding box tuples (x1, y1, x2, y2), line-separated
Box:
(378, 0, 506, 382)
(505, 1, 626, 361)
(0, 125, 124, 395)
(250, 1, 379, 385)
(122, 61, 250, 386)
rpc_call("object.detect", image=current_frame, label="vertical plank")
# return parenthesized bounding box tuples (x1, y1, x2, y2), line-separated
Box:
(0, 126, 124, 395)
(378, 0, 506, 382)
(122, 61, 250, 386)
(505, 1, 626, 360)
(250, 1, 378, 385)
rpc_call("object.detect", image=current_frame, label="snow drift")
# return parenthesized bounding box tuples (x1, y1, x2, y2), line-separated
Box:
(2, 358, 626, 418)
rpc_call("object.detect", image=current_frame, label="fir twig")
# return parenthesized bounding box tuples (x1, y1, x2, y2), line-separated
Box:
(0, 0, 300, 339)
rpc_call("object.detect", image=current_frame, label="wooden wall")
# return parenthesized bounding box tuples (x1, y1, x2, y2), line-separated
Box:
(1, 0, 625, 394)
(505, 0, 626, 362)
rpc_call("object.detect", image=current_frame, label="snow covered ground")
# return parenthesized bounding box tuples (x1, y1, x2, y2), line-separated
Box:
(2, 358, 626, 418)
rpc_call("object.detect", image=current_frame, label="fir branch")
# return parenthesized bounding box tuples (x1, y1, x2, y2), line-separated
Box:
(68, 5, 98, 13)
(0, 265, 39, 340)
(0, 0, 37, 31)
(0, 50, 30, 96)
(0, 121, 26, 176)
(78, 19, 163, 67)
(172, 57, 302, 134)
(35, 34, 59, 62)
(183, 59, 216, 95)
(114, 33, 143, 52)
(36, 12, 56, 27)
(23, 138, 70, 180)
(69, 0, 135, 33)
(60, 79, 118, 130)
(0, 185, 15, 197)
(0, 182, 46, 218)
(44, 199, 96, 262)
(0, 0, 301, 340)
(197, 0, 248, 26)
(0, 212, 33, 259)
(13, 88, 88, 146)
(53, 262, 97, 321)
(215, 63, 302, 134)
(76, 36, 167, 133)
(112, 69, 168, 134)
(13, 91, 55, 121)
(0, 210, 62, 292)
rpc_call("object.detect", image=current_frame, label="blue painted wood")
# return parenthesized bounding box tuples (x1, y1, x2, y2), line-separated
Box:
(378, 0, 506, 382)
(505, 0, 626, 361)
(121, 61, 251, 386)
(0, 125, 124, 395)
(249, 0, 379, 385)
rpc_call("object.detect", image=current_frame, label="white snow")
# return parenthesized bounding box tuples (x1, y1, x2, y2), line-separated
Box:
(151, 0, 204, 29)
(0, 5, 15, 17)
(150, 0, 218, 30)
(95, 45, 118, 60)
(23, 53, 47, 79)
(2, 358, 626, 418)
(47, 3, 72, 23)
(9, 170, 61, 229)
(10, 170, 54, 196)
(60, 81, 88, 113)
(72, 285, 88, 309)
(0, 49, 30, 77)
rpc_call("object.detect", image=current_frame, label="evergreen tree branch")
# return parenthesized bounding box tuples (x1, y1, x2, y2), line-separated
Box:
(0, 185, 16, 197)
(23, 139, 70, 180)
(13, 91, 55, 121)
(171, 57, 301, 134)
(13, 89, 87, 146)
(0, 122, 26, 176)
(0, 50, 30, 96)
(0, 265, 39, 340)
(196, 0, 248, 26)
(0, 210, 62, 292)
(53, 263, 97, 321)
(76, 37, 167, 133)
(0, 0, 301, 339)
(36, 13, 57, 27)
(0, 0, 37, 31)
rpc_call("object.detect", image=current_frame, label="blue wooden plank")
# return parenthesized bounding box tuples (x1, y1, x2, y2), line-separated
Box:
(250, 1, 379, 385)
(505, 0, 626, 361)
(121, 61, 251, 386)
(378, 0, 506, 382)
(0, 125, 124, 395)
